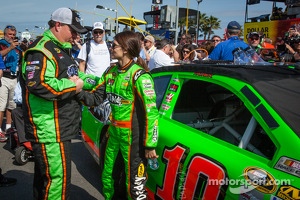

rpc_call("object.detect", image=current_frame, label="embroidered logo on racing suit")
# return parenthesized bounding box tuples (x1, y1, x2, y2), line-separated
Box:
(107, 93, 125, 105)
(134, 162, 147, 200)
(134, 70, 143, 82)
(67, 64, 78, 77)
(152, 119, 158, 142)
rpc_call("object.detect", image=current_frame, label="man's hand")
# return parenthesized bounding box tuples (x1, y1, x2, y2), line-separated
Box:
(69, 75, 83, 93)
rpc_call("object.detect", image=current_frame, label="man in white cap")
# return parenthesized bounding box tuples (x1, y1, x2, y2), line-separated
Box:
(144, 35, 156, 58)
(21, 7, 89, 200)
(78, 22, 110, 77)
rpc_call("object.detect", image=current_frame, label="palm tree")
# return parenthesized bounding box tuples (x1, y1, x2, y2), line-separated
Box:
(177, 11, 221, 41)
(203, 15, 221, 40)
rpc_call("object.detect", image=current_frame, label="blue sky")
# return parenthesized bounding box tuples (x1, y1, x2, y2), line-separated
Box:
(0, 0, 284, 39)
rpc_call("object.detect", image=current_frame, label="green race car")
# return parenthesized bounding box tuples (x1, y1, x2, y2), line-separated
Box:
(81, 63, 300, 200)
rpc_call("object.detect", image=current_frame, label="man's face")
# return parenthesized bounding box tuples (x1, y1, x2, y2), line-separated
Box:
(248, 34, 260, 47)
(162, 44, 171, 55)
(4, 28, 16, 43)
(93, 29, 104, 43)
(144, 39, 152, 50)
(180, 35, 186, 45)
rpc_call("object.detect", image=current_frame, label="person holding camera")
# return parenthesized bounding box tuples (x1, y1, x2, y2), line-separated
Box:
(284, 40, 300, 62)
(0, 25, 22, 138)
(280, 25, 300, 62)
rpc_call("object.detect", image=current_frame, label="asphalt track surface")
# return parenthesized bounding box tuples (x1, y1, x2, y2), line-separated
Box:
(0, 136, 105, 200)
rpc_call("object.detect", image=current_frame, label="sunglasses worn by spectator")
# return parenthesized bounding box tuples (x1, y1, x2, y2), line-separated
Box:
(6, 25, 16, 30)
(212, 40, 220, 42)
(94, 30, 104, 35)
(183, 50, 190, 54)
(251, 37, 259, 41)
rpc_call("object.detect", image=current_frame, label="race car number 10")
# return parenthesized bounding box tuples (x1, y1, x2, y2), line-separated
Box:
(156, 145, 227, 199)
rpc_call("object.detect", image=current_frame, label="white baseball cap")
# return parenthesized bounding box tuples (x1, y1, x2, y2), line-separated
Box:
(92, 22, 104, 31)
(51, 7, 87, 34)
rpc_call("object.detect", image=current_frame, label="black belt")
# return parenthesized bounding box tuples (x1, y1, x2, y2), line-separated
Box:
(3, 71, 17, 79)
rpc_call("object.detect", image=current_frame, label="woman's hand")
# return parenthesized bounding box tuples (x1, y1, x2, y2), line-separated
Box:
(145, 149, 159, 159)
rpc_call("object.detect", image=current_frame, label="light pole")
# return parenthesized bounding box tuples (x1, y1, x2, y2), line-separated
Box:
(96, 5, 118, 34)
(175, 0, 179, 45)
(196, 0, 203, 45)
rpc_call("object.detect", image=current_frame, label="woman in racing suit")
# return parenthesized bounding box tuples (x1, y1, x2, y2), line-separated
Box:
(77, 31, 159, 199)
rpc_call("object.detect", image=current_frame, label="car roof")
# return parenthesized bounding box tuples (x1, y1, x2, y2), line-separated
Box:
(151, 64, 300, 137)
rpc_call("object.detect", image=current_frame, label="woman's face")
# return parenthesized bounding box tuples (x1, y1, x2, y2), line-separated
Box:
(182, 48, 191, 57)
(110, 40, 123, 59)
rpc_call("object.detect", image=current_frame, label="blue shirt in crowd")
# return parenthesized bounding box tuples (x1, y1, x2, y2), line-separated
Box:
(209, 36, 249, 61)
(0, 54, 5, 70)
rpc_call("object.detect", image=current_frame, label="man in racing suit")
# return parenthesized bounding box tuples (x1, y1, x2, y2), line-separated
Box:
(20, 8, 88, 200)
(77, 31, 159, 199)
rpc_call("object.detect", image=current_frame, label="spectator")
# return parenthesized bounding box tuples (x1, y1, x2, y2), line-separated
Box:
(284, 40, 300, 62)
(21, 7, 87, 199)
(0, 168, 17, 187)
(179, 33, 193, 46)
(181, 43, 196, 62)
(261, 37, 275, 49)
(144, 35, 156, 58)
(11, 81, 27, 145)
(148, 38, 179, 70)
(176, 33, 193, 57)
(135, 32, 150, 62)
(209, 21, 249, 61)
(247, 32, 262, 52)
(0, 25, 22, 137)
(78, 22, 110, 77)
(197, 41, 215, 60)
(20, 38, 29, 52)
(211, 35, 222, 47)
(0, 54, 5, 141)
(275, 37, 286, 54)
(71, 33, 83, 62)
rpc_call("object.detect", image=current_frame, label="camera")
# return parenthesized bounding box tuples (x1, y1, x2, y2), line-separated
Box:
(283, 32, 300, 45)
(14, 36, 19, 41)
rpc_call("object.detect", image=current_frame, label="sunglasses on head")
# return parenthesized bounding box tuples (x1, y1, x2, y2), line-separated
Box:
(93, 30, 103, 35)
(6, 25, 16, 30)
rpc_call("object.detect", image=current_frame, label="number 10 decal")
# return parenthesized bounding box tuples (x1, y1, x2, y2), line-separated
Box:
(156, 144, 227, 199)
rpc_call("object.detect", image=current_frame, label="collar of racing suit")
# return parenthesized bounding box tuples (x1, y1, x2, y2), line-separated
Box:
(42, 29, 72, 50)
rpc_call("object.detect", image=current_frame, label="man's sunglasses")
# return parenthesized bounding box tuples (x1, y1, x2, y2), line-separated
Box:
(5, 25, 16, 30)
(93, 30, 104, 35)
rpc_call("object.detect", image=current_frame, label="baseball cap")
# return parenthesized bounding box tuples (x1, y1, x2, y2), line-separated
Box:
(92, 22, 104, 31)
(51, 7, 87, 34)
(247, 32, 260, 38)
(227, 21, 241, 30)
(145, 35, 155, 43)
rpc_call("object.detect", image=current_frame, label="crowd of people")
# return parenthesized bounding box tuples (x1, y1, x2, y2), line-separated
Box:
(1, 6, 300, 200)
